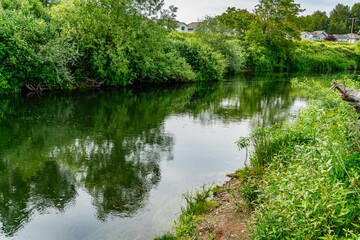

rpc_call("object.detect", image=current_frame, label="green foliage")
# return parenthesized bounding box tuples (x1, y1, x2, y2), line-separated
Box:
(351, 3, 360, 33)
(235, 167, 260, 208)
(153, 233, 176, 240)
(181, 185, 214, 216)
(0, 0, 232, 94)
(239, 78, 360, 239)
(217, 7, 255, 36)
(297, 3, 360, 34)
(158, 185, 215, 240)
(0, 2, 76, 93)
(2, 0, 360, 94)
(292, 41, 359, 71)
(329, 4, 351, 34)
(1, 0, 49, 18)
(169, 37, 226, 81)
(297, 11, 329, 33)
(191, 32, 246, 74)
(51, 0, 181, 85)
(255, 0, 303, 39)
(195, 15, 232, 34)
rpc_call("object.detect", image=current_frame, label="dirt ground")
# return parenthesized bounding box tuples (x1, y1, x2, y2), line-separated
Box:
(196, 178, 251, 240)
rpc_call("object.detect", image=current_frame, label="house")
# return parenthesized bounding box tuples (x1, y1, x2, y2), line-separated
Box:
(310, 30, 328, 41)
(187, 22, 199, 33)
(334, 34, 350, 42)
(175, 22, 188, 32)
(300, 32, 312, 40)
(348, 33, 360, 43)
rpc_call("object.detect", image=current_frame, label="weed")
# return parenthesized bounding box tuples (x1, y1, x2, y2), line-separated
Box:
(157, 185, 216, 240)
(239, 78, 360, 239)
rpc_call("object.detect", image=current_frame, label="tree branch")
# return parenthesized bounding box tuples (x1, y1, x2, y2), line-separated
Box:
(330, 80, 360, 119)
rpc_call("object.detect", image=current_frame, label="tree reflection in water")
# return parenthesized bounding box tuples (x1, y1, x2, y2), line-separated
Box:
(0, 160, 75, 237)
(0, 71, 354, 238)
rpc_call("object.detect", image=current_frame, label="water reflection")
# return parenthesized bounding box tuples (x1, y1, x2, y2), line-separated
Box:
(0, 72, 356, 239)
(0, 160, 76, 237)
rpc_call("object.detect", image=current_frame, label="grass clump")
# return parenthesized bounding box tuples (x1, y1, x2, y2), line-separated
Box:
(237, 78, 360, 239)
(155, 185, 216, 240)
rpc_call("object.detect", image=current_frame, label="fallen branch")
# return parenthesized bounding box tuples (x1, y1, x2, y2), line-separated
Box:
(330, 80, 360, 119)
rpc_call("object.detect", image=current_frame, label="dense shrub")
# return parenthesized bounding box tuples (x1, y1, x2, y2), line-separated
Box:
(0, 0, 228, 94)
(325, 35, 337, 42)
(169, 32, 244, 75)
(194, 33, 246, 74)
(0, 2, 76, 93)
(1, 0, 360, 94)
(169, 38, 226, 81)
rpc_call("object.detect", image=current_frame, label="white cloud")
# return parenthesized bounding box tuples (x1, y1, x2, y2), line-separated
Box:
(164, 0, 357, 24)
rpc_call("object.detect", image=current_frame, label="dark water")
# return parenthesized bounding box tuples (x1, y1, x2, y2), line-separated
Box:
(0, 71, 357, 240)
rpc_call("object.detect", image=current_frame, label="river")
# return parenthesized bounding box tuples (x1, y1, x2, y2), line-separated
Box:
(0, 71, 357, 240)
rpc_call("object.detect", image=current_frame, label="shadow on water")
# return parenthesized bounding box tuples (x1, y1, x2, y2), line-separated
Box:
(0, 71, 358, 239)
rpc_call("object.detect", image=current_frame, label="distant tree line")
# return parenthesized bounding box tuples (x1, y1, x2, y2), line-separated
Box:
(1, 0, 360, 94)
(297, 3, 360, 34)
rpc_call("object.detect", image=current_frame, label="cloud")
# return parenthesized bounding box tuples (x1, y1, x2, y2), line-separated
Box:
(164, 0, 357, 23)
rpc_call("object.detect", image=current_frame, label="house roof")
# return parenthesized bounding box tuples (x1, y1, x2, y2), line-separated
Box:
(347, 33, 360, 39)
(334, 34, 349, 39)
(311, 30, 327, 37)
(175, 21, 187, 26)
(187, 22, 199, 30)
(300, 32, 310, 35)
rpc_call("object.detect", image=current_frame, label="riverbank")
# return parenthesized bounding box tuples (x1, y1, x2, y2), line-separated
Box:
(158, 77, 360, 239)
(2, 1, 360, 94)
(154, 178, 252, 240)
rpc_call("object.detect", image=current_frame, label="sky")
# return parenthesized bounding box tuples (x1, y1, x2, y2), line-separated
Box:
(164, 0, 358, 23)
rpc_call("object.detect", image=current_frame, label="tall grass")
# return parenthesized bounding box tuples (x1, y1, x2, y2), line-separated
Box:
(291, 41, 359, 71)
(237, 78, 360, 239)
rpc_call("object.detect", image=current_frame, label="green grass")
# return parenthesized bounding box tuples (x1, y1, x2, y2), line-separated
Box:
(291, 41, 359, 71)
(154, 185, 217, 240)
(237, 77, 360, 239)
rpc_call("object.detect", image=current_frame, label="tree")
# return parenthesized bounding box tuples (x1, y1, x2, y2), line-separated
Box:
(255, 0, 304, 38)
(217, 7, 255, 35)
(351, 3, 360, 33)
(328, 4, 351, 34)
(196, 15, 229, 33)
(296, 15, 311, 31)
(51, 0, 182, 86)
(296, 11, 329, 32)
(0, 0, 76, 93)
(309, 11, 329, 32)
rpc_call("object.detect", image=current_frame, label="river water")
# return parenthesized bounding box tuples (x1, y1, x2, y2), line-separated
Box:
(0, 71, 357, 240)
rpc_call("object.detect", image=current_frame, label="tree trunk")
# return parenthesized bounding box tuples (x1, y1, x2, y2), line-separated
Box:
(330, 80, 360, 119)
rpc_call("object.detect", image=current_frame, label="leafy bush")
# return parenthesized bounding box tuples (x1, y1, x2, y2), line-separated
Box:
(0, 3, 76, 93)
(193, 32, 246, 74)
(169, 38, 226, 81)
(325, 35, 337, 42)
(0, 0, 229, 94)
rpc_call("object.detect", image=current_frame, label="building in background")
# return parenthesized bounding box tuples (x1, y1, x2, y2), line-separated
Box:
(348, 33, 360, 43)
(310, 30, 328, 41)
(175, 22, 188, 32)
(333, 34, 350, 42)
(187, 22, 199, 33)
(300, 32, 311, 40)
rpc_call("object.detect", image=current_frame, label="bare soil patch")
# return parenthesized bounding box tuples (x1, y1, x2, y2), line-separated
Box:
(196, 178, 251, 240)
